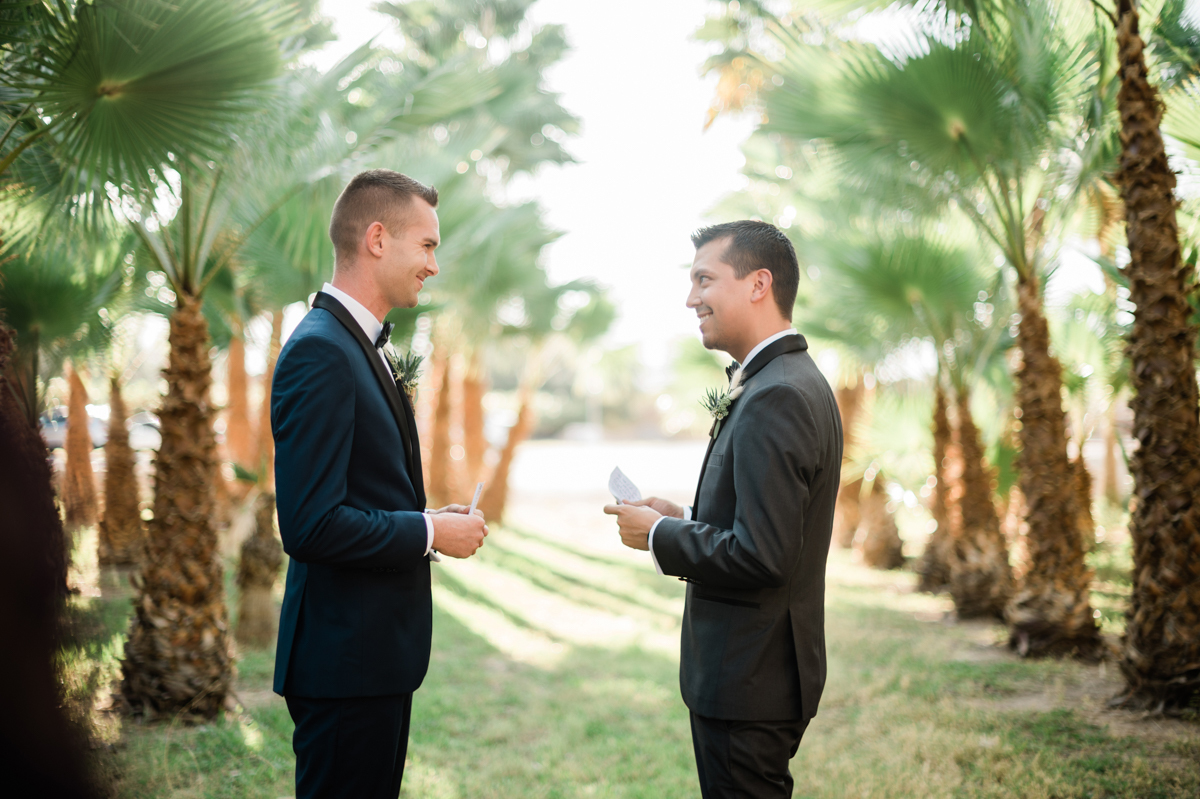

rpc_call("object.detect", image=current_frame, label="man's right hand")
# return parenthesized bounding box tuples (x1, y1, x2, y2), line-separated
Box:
(431, 511, 487, 559)
(629, 497, 685, 519)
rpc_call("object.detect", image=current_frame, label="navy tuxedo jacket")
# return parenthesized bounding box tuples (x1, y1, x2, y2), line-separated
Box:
(271, 294, 431, 698)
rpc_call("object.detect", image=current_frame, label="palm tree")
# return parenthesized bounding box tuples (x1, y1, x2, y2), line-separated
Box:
(62, 362, 97, 530)
(918, 382, 954, 592)
(99, 370, 143, 567)
(0, 321, 98, 796)
(1093, 0, 1200, 711)
(751, 1, 1102, 654)
(806, 230, 1014, 610)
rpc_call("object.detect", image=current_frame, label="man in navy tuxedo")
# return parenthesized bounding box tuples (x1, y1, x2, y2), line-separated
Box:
(271, 169, 487, 799)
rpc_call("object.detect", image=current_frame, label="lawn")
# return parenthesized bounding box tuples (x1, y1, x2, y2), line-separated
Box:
(63, 524, 1199, 798)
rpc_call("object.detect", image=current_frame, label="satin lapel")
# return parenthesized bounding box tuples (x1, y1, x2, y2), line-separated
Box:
(691, 435, 718, 519)
(398, 388, 426, 509)
(690, 334, 809, 520)
(311, 293, 417, 478)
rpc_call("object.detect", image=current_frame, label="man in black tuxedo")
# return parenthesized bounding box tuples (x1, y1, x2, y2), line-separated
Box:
(271, 169, 487, 799)
(605, 220, 842, 798)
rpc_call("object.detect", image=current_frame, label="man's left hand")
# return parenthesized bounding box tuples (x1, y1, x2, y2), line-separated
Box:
(431, 504, 485, 521)
(603, 503, 662, 551)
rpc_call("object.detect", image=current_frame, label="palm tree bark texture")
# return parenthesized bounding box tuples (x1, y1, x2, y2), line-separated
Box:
(919, 382, 954, 592)
(949, 388, 1012, 619)
(236, 491, 283, 648)
(121, 296, 232, 720)
(856, 477, 905, 570)
(99, 374, 144, 566)
(832, 378, 866, 549)
(223, 331, 255, 468)
(0, 323, 99, 797)
(1006, 279, 1102, 657)
(461, 353, 489, 487)
(1112, 1, 1200, 711)
(64, 364, 98, 531)
(255, 310, 283, 484)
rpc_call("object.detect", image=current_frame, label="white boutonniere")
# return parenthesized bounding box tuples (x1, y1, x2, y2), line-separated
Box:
(701, 364, 745, 439)
(384, 346, 424, 402)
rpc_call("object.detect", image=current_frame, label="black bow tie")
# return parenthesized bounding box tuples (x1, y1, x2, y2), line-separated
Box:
(725, 361, 740, 381)
(374, 322, 394, 349)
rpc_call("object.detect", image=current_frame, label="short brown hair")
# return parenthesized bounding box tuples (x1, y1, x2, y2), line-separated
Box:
(329, 169, 438, 262)
(692, 220, 799, 320)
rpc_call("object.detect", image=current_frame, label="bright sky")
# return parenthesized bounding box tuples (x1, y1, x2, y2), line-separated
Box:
(314, 0, 755, 382)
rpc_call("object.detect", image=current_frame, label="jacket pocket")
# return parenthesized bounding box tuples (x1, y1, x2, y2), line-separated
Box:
(693, 590, 761, 609)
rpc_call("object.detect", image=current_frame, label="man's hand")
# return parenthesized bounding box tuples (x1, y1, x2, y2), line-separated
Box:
(603, 502, 663, 551)
(429, 503, 485, 521)
(430, 509, 487, 558)
(628, 496, 684, 519)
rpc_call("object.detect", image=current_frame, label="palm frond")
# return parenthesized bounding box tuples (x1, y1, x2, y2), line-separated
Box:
(16, 0, 292, 191)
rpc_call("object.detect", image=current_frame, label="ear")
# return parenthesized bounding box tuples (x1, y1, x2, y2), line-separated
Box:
(750, 269, 774, 304)
(364, 221, 387, 258)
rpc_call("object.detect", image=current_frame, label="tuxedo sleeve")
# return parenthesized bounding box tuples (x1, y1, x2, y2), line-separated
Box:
(273, 333, 428, 570)
(651, 384, 822, 589)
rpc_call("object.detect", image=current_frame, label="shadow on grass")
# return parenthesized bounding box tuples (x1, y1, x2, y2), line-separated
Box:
(66, 534, 1200, 799)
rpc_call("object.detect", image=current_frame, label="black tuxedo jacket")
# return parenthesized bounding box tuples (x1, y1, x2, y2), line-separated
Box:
(271, 293, 431, 698)
(652, 334, 842, 721)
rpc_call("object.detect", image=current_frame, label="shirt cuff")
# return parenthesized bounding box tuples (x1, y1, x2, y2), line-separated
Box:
(683, 506, 692, 521)
(647, 517, 667, 576)
(423, 512, 441, 562)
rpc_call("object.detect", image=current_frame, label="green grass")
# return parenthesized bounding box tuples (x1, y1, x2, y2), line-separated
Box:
(66, 525, 1198, 798)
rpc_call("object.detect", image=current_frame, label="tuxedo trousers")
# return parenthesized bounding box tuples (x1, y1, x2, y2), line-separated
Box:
(689, 712, 810, 799)
(287, 693, 412, 799)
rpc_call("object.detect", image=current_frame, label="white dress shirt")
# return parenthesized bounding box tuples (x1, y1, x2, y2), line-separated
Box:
(646, 329, 799, 575)
(320, 283, 438, 559)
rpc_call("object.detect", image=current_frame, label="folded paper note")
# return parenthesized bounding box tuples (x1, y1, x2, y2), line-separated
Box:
(608, 466, 642, 504)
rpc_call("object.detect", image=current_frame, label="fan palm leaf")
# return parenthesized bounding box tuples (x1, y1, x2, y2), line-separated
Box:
(6, 0, 290, 192)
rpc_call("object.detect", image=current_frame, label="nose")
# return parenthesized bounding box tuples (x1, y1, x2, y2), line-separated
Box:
(686, 285, 701, 309)
(427, 253, 439, 276)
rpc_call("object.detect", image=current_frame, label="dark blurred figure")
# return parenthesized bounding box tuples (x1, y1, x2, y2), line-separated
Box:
(0, 321, 99, 798)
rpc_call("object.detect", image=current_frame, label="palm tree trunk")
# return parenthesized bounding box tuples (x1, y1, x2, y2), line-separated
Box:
(856, 476, 905, 569)
(833, 378, 866, 548)
(477, 385, 535, 524)
(256, 310, 282, 487)
(63, 363, 98, 531)
(1072, 453, 1095, 553)
(236, 490, 282, 648)
(99, 374, 144, 566)
(1006, 279, 1101, 657)
(949, 388, 1012, 619)
(428, 351, 460, 506)
(461, 352, 488, 486)
(0, 323, 97, 796)
(4, 326, 39, 429)
(223, 331, 255, 468)
(919, 382, 954, 592)
(1111, 1, 1200, 711)
(1102, 402, 1121, 506)
(121, 294, 232, 720)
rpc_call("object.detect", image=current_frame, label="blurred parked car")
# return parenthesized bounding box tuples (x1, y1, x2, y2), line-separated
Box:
(128, 412, 162, 451)
(39, 404, 108, 449)
(39, 406, 161, 451)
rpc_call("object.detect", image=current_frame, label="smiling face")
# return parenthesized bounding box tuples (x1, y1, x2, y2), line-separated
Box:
(687, 237, 759, 356)
(371, 198, 440, 309)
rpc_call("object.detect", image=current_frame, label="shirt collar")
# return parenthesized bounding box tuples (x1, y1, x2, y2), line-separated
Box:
(740, 329, 798, 371)
(322, 282, 384, 348)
